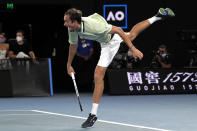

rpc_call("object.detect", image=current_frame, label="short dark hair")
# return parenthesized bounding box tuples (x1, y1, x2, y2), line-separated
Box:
(16, 30, 25, 36)
(65, 8, 82, 23)
(159, 44, 167, 49)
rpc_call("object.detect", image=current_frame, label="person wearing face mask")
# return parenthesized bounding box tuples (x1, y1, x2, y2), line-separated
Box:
(151, 44, 173, 68)
(8, 30, 36, 59)
(0, 33, 9, 59)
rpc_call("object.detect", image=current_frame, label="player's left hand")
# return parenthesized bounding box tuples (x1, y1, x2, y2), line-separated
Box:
(130, 47, 143, 60)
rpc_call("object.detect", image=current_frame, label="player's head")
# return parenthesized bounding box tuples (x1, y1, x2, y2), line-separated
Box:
(64, 8, 82, 31)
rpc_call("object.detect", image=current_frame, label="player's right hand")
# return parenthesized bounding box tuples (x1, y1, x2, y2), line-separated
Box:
(67, 64, 75, 77)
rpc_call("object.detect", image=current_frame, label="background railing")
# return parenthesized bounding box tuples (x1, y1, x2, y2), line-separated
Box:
(0, 58, 53, 97)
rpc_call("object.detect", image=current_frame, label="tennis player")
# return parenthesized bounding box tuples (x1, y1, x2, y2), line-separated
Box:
(64, 7, 175, 128)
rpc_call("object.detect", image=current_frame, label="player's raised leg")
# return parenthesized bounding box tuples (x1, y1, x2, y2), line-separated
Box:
(127, 8, 175, 41)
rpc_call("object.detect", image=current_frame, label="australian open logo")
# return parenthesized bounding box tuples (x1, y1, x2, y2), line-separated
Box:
(103, 4, 127, 29)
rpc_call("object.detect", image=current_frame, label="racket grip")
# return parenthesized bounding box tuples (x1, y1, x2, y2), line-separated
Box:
(71, 72, 75, 80)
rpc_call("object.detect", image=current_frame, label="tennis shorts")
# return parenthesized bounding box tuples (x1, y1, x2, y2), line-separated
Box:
(97, 34, 124, 67)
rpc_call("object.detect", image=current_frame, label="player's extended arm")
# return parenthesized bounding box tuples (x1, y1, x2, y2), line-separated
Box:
(109, 26, 143, 60)
(67, 44, 78, 75)
(109, 26, 134, 49)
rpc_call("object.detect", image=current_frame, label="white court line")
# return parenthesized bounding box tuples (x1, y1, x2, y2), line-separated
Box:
(0, 110, 51, 116)
(0, 110, 33, 112)
(32, 110, 173, 131)
(0, 114, 49, 116)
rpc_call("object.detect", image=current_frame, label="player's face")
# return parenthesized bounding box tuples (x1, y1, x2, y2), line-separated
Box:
(16, 32, 23, 38)
(64, 15, 77, 31)
(159, 48, 167, 54)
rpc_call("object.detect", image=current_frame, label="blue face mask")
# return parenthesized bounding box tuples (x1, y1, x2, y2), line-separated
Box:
(0, 38, 5, 43)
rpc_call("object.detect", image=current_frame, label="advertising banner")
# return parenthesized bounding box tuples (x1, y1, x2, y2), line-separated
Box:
(107, 69, 197, 95)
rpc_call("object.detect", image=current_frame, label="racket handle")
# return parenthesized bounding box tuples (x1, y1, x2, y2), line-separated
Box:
(71, 72, 75, 80)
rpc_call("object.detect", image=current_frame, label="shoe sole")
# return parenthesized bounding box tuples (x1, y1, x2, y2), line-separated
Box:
(81, 124, 96, 128)
(81, 126, 94, 128)
(165, 8, 175, 17)
(81, 119, 97, 128)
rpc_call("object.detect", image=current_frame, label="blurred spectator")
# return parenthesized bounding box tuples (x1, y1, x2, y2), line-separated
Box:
(109, 42, 127, 69)
(73, 38, 94, 91)
(8, 30, 36, 59)
(76, 38, 94, 61)
(111, 52, 126, 69)
(150, 44, 173, 68)
(126, 50, 134, 69)
(109, 42, 140, 69)
(188, 49, 197, 67)
(0, 33, 9, 59)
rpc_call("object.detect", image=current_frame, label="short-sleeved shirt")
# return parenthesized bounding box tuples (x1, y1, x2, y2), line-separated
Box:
(68, 13, 112, 45)
(9, 40, 33, 55)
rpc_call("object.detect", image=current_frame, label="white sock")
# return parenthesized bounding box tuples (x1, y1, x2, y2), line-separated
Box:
(90, 103, 99, 116)
(148, 16, 162, 24)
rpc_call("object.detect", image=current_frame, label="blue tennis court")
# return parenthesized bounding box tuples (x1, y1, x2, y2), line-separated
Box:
(0, 93, 197, 131)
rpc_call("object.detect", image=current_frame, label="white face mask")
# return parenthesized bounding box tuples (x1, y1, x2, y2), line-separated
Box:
(16, 36, 23, 42)
(161, 53, 167, 58)
(127, 50, 132, 57)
